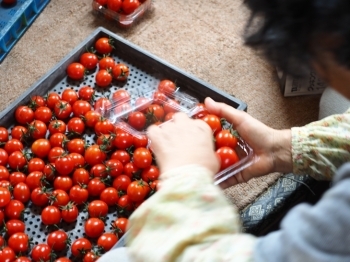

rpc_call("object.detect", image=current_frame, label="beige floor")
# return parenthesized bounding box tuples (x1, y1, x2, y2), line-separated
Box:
(0, 0, 321, 209)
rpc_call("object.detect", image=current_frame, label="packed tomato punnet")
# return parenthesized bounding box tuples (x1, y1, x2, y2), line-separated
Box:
(0, 35, 253, 261)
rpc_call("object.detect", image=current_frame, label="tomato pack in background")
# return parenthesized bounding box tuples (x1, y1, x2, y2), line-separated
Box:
(0, 35, 243, 261)
(92, 0, 152, 28)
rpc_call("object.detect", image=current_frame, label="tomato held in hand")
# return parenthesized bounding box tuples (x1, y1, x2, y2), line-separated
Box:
(216, 146, 239, 171)
(201, 113, 222, 136)
(215, 129, 238, 149)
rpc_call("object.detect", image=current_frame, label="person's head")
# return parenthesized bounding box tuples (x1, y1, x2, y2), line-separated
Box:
(243, 0, 350, 98)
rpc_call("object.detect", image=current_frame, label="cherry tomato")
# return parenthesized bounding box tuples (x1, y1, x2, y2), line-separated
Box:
(51, 189, 70, 207)
(67, 62, 85, 80)
(14, 257, 31, 262)
(94, 118, 115, 136)
(55, 155, 74, 176)
(54, 176, 73, 192)
(141, 165, 160, 182)
(34, 106, 52, 123)
(201, 114, 222, 136)
(48, 146, 65, 163)
(113, 130, 133, 149)
(47, 230, 68, 252)
(84, 145, 107, 166)
(215, 129, 238, 149)
(112, 217, 128, 236)
(46, 92, 61, 110)
(107, 0, 122, 12)
(69, 185, 89, 205)
(13, 182, 30, 203)
(5, 219, 25, 236)
(9, 171, 26, 186)
(72, 100, 92, 117)
(146, 104, 165, 122)
(94, 97, 112, 112)
(112, 63, 129, 81)
(95, 69, 113, 88)
(43, 163, 56, 181)
(28, 120, 47, 139)
(85, 218, 105, 238)
(88, 200, 108, 218)
(62, 89, 79, 106)
(216, 146, 239, 171)
(127, 180, 150, 202)
(110, 149, 130, 165)
(15, 105, 34, 125)
(31, 243, 52, 262)
(152, 91, 168, 105)
(0, 247, 16, 262)
(27, 157, 45, 172)
(79, 86, 95, 101)
(55, 258, 72, 262)
(0, 186, 11, 207)
(4, 200, 25, 220)
(54, 100, 72, 120)
(11, 125, 27, 141)
(71, 238, 92, 257)
(123, 162, 140, 178)
(84, 110, 101, 128)
(111, 89, 130, 103)
(117, 195, 133, 211)
(112, 174, 131, 192)
(29, 95, 46, 110)
(31, 187, 50, 207)
(72, 167, 90, 185)
(87, 177, 106, 197)
(80, 52, 99, 70)
(8, 232, 29, 253)
(61, 202, 79, 223)
(100, 187, 120, 206)
(31, 138, 51, 158)
(133, 147, 152, 169)
(48, 119, 67, 134)
(41, 205, 61, 226)
(67, 117, 85, 135)
(49, 132, 67, 148)
(26, 171, 44, 191)
(83, 251, 100, 262)
(158, 79, 176, 94)
(122, 0, 140, 15)
(69, 152, 86, 168)
(97, 232, 118, 251)
(163, 99, 180, 114)
(0, 165, 9, 181)
(95, 37, 114, 55)
(96, 134, 115, 151)
(127, 111, 146, 130)
(90, 163, 107, 178)
(99, 56, 115, 70)
(104, 158, 123, 177)
(0, 127, 8, 143)
(4, 139, 23, 154)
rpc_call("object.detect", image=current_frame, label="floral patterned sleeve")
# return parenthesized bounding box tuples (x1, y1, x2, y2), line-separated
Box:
(291, 108, 350, 180)
(126, 165, 256, 262)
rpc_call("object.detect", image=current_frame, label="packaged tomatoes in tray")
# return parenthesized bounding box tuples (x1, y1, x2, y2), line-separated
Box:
(100, 85, 255, 187)
(92, 0, 152, 28)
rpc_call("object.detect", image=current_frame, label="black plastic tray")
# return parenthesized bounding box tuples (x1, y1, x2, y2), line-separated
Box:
(0, 27, 247, 259)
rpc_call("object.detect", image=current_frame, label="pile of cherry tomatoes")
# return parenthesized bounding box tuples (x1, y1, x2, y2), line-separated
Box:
(0, 35, 240, 261)
(94, 0, 147, 16)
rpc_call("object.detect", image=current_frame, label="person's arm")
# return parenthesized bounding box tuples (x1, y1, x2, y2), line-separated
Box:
(127, 165, 256, 262)
(291, 108, 350, 180)
(255, 162, 350, 262)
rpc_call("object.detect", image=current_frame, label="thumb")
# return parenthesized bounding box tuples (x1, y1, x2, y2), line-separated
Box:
(204, 97, 248, 128)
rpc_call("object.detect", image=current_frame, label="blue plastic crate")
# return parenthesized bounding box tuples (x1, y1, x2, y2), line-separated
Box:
(0, 0, 50, 63)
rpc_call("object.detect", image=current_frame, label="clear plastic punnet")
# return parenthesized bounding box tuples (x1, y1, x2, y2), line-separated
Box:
(92, 0, 152, 28)
(101, 87, 256, 186)
(189, 105, 256, 186)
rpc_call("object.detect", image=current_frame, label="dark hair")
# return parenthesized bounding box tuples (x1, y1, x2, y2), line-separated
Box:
(243, 0, 350, 77)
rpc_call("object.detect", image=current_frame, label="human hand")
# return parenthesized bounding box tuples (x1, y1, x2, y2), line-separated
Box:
(205, 97, 293, 188)
(147, 112, 220, 175)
